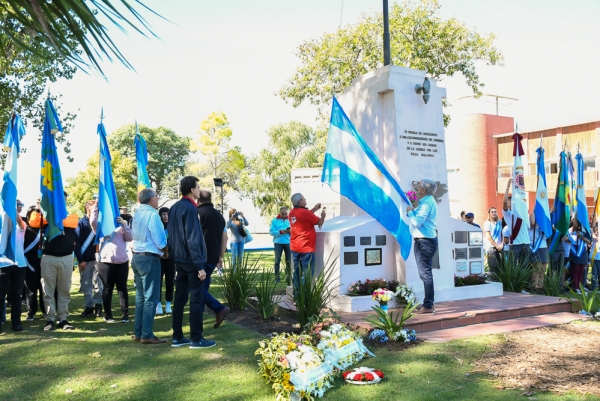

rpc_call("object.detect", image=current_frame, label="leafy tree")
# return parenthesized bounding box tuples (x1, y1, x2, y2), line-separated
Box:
(278, 0, 503, 124)
(192, 111, 245, 209)
(0, 5, 78, 165)
(238, 121, 318, 218)
(109, 124, 191, 200)
(0, 0, 161, 75)
(65, 149, 136, 214)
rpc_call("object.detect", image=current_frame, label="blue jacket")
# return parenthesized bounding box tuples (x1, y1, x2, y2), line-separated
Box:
(269, 216, 290, 244)
(167, 198, 206, 271)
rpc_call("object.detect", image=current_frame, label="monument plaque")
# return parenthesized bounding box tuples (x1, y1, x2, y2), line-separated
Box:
(468, 232, 483, 246)
(469, 247, 482, 259)
(364, 248, 382, 266)
(454, 231, 468, 244)
(343, 236, 355, 247)
(360, 237, 371, 246)
(454, 248, 468, 260)
(343, 252, 359, 265)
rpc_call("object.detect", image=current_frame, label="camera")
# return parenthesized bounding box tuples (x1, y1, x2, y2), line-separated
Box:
(233, 211, 240, 218)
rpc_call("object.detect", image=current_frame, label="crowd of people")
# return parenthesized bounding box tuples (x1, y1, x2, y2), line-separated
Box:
(461, 178, 599, 293)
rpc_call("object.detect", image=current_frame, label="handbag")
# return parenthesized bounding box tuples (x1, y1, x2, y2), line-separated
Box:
(238, 224, 247, 237)
(244, 227, 253, 243)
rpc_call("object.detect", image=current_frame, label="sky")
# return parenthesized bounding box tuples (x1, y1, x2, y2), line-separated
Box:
(13, 0, 600, 219)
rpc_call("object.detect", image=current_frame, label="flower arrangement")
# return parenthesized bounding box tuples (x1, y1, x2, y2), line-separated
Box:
(348, 279, 399, 296)
(454, 274, 487, 287)
(394, 284, 417, 305)
(314, 323, 370, 369)
(342, 367, 385, 385)
(372, 288, 394, 306)
(255, 332, 335, 400)
(369, 328, 417, 343)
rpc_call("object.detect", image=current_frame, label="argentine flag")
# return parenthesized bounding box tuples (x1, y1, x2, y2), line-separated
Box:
(575, 152, 591, 235)
(96, 116, 120, 243)
(321, 98, 413, 260)
(534, 147, 552, 237)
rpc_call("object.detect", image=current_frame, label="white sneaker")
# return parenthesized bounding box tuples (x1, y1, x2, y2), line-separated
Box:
(156, 303, 163, 315)
(575, 289, 582, 295)
(165, 302, 172, 314)
(521, 289, 530, 295)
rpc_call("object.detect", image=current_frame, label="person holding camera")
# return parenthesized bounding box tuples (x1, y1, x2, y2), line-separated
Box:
(226, 208, 249, 264)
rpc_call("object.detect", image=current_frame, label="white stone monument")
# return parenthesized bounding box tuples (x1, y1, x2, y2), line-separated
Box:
(303, 65, 502, 312)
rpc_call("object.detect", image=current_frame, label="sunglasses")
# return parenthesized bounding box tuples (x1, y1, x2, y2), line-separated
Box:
(17, 203, 24, 207)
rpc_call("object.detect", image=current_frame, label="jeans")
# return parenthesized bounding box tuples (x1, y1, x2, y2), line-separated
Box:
(486, 248, 501, 275)
(230, 241, 245, 264)
(0, 266, 26, 326)
(97, 261, 129, 319)
(80, 260, 103, 309)
(510, 244, 531, 266)
(131, 254, 161, 340)
(274, 243, 291, 279)
(203, 263, 225, 314)
(159, 258, 175, 303)
(172, 263, 206, 342)
(591, 260, 600, 290)
(291, 251, 314, 295)
(414, 238, 438, 309)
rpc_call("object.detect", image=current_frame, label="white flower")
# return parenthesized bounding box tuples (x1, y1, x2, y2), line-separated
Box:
(329, 324, 342, 334)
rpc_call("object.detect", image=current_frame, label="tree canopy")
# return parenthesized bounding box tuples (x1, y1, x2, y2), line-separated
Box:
(278, 0, 503, 122)
(109, 124, 191, 200)
(238, 121, 319, 218)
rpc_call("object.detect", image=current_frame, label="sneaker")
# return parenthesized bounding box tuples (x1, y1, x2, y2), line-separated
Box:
(172, 337, 191, 347)
(104, 316, 116, 323)
(189, 338, 216, 349)
(26, 313, 35, 322)
(156, 304, 163, 315)
(575, 289, 582, 294)
(43, 320, 54, 331)
(415, 307, 435, 315)
(12, 323, 23, 331)
(521, 289, 530, 295)
(121, 314, 130, 323)
(80, 307, 94, 318)
(95, 304, 103, 318)
(57, 320, 74, 330)
(165, 302, 172, 314)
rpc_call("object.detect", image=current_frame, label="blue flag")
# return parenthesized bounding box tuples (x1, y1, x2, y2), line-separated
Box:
(134, 121, 151, 192)
(575, 152, 591, 235)
(96, 116, 120, 243)
(321, 98, 413, 260)
(40, 98, 68, 242)
(534, 147, 552, 237)
(0, 113, 26, 263)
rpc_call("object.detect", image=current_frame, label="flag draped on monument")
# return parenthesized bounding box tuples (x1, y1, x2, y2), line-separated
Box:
(40, 98, 68, 242)
(134, 122, 151, 192)
(321, 98, 413, 260)
(510, 133, 529, 242)
(575, 152, 591, 235)
(96, 114, 120, 243)
(0, 113, 25, 263)
(534, 146, 552, 237)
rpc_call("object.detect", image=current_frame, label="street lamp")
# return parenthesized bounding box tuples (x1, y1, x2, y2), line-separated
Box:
(213, 177, 224, 215)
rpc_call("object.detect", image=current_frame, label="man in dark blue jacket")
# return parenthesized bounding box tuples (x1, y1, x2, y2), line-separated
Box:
(168, 176, 214, 349)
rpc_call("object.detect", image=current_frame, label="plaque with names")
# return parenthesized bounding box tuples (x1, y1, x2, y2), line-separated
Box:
(469, 247, 482, 259)
(360, 237, 371, 246)
(344, 252, 359, 265)
(470, 261, 483, 274)
(375, 235, 386, 246)
(454, 231, 468, 244)
(454, 248, 468, 260)
(343, 236, 355, 247)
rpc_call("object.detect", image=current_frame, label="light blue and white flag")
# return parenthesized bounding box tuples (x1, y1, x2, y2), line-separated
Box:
(96, 113, 120, 243)
(534, 147, 552, 237)
(575, 152, 590, 235)
(321, 98, 412, 260)
(0, 113, 25, 263)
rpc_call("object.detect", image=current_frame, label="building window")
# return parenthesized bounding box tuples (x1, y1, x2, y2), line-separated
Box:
(584, 157, 595, 171)
(498, 165, 512, 178)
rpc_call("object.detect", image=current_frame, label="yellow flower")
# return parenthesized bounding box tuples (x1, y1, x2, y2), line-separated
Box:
(283, 373, 290, 382)
(41, 160, 53, 190)
(287, 342, 297, 351)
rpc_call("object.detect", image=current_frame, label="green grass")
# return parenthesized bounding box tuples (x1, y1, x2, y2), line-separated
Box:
(1, 252, 596, 400)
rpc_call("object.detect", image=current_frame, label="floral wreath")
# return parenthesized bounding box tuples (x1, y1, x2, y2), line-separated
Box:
(342, 367, 384, 385)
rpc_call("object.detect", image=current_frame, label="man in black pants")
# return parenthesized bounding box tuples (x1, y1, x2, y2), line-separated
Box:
(157, 207, 175, 315)
(168, 176, 214, 349)
(197, 190, 229, 328)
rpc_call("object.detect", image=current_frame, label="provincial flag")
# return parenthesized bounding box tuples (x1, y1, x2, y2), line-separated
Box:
(40, 98, 68, 242)
(134, 121, 151, 192)
(0, 113, 26, 263)
(321, 98, 413, 260)
(549, 151, 571, 253)
(96, 114, 120, 243)
(574, 152, 591, 235)
(534, 147, 552, 237)
(510, 133, 529, 242)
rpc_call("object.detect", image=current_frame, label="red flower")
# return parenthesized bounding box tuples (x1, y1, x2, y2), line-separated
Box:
(373, 370, 384, 379)
(356, 373, 364, 381)
(342, 371, 351, 379)
(364, 372, 375, 381)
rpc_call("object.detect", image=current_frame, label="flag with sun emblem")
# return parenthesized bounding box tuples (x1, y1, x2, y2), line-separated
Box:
(534, 146, 552, 237)
(321, 98, 413, 260)
(40, 98, 68, 242)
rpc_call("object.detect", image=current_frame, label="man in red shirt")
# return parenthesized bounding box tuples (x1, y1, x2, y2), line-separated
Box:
(289, 193, 326, 293)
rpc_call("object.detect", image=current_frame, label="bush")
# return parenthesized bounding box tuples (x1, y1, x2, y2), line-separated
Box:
(294, 252, 339, 328)
(494, 250, 532, 293)
(563, 283, 600, 314)
(543, 260, 565, 297)
(364, 300, 418, 339)
(454, 274, 486, 287)
(219, 253, 260, 310)
(252, 271, 279, 319)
